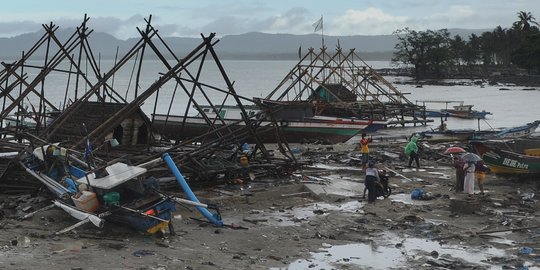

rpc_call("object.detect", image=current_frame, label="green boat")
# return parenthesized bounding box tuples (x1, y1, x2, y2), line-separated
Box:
(471, 139, 540, 174)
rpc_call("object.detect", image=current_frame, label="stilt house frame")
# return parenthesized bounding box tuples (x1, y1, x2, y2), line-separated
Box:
(0, 15, 299, 185)
(264, 47, 428, 126)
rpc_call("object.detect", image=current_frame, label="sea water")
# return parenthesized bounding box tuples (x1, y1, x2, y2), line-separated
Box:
(16, 59, 540, 132)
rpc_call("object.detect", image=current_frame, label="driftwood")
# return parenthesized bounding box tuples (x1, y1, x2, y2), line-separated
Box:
(20, 204, 55, 220)
(280, 192, 311, 197)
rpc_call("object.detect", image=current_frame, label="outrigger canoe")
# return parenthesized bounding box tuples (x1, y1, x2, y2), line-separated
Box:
(417, 120, 540, 143)
(21, 144, 224, 233)
(20, 144, 176, 234)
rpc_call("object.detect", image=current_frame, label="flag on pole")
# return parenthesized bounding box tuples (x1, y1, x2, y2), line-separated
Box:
(312, 16, 323, 32)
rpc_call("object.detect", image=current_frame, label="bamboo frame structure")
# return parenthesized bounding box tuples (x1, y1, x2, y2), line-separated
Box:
(0, 15, 300, 187)
(264, 46, 430, 126)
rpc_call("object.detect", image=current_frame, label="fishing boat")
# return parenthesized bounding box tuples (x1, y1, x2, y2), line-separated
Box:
(20, 144, 177, 234)
(415, 100, 492, 119)
(152, 102, 387, 143)
(441, 104, 492, 119)
(417, 120, 540, 143)
(492, 120, 540, 138)
(152, 113, 368, 144)
(416, 129, 495, 143)
(470, 138, 540, 174)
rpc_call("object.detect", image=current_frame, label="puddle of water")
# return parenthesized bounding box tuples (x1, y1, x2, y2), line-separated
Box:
(304, 174, 363, 197)
(486, 232, 516, 246)
(284, 233, 509, 270)
(267, 201, 364, 226)
(402, 168, 427, 173)
(326, 173, 357, 182)
(424, 218, 448, 225)
(428, 171, 451, 179)
(51, 240, 85, 253)
(286, 242, 404, 269)
(309, 163, 363, 172)
(234, 201, 365, 227)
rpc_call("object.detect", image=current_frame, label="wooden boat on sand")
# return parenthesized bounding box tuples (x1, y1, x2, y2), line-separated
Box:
(470, 138, 540, 174)
(20, 144, 223, 234)
(20, 144, 176, 234)
(153, 102, 388, 144)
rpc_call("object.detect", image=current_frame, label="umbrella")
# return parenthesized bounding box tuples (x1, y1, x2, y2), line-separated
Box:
(460, 152, 482, 162)
(444, 147, 466, 154)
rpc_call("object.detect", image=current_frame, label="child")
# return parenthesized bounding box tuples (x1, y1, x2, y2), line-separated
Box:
(359, 133, 372, 169)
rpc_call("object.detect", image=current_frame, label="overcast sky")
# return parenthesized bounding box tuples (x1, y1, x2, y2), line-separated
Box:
(1, 0, 539, 39)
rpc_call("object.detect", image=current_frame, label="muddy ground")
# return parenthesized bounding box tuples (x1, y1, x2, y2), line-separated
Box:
(1, 138, 540, 270)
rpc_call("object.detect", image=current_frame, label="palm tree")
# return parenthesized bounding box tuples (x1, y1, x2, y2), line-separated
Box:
(513, 11, 539, 31)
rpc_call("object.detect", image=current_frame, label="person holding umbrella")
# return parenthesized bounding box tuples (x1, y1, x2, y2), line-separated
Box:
(461, 152, 482, 195)
(453, 155, 465, 192)
(463, 161, 476, 195)
(444, 147, 466, 192)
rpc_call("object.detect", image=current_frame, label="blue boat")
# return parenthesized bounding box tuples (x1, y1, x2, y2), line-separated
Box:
(415, 102, 492, 119)
(417, 120, 540, 142)
(494, 120, 540, 138)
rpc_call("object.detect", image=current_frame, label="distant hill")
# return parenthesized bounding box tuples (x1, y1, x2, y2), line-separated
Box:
(0, 28, 488, 61)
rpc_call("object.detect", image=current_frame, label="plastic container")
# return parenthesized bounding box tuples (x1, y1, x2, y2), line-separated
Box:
(103, 191, 120, 206)
(71, 191, 99, 212)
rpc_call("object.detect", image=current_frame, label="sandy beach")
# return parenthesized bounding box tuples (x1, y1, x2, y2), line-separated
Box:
(1, 139, 539, 270)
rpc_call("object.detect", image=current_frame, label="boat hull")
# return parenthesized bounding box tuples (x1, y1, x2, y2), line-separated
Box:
(471, 139, 540, 175)
(152, 114, 367, 143)
(441, 109, 491, 119)
(418, 129, 496, 143)
(21, 146, 175, 233)
(107, 197, 176, 234)
(418, 121, 539, 143)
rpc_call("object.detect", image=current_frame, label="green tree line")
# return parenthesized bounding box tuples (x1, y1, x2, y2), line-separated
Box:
(392, 11, 540, 79)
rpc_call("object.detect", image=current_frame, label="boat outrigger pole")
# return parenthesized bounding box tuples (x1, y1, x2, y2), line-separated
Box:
(162, 153, 223, 227)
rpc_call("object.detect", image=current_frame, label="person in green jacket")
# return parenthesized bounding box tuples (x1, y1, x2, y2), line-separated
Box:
(405, 134, 420, 169)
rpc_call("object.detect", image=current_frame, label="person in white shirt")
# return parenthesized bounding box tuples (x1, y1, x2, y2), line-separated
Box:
(364, 161, 380, 203)
(463, 161, 476, 195)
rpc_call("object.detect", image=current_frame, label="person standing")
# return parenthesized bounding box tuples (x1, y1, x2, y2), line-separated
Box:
(359, 133, 372, 169)
(405, 134, 420, 169)
(453, 155, 465, 192)
(364, 161, 379, 203)
(476, 162, 488, 195)
(463, 161, 476, 195)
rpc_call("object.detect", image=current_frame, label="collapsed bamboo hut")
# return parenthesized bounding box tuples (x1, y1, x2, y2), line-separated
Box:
(0, 15, 300, 192)
(264, 46, 430, 127)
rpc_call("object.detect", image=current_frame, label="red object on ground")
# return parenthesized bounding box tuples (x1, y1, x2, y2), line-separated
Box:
(444, 147, 466, 154)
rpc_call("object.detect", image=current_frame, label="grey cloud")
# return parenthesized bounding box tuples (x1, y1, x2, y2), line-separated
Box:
(189, 1, 272, 20)
(201, 16, 246, 36)
(199, 7, 311, 36)
(151, 23, 190, 37)
(0, 21, 42, 37)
